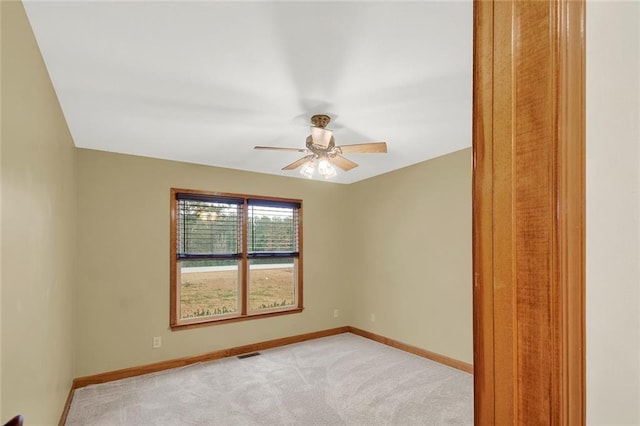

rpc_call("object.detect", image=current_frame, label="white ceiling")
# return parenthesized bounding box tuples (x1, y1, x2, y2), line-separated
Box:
(23, 1, 472, 184)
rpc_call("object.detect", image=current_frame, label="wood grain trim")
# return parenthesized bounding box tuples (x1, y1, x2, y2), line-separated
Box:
(70, 326, 473, 390)
(241, 198, 248, 316)
(472, 0, 585, 424)
(65, 326, 472, 423)
(72, 326, 349, 389)
(296, 204, 304, 310)
(169, 187, 303, 206)
(348, 327, 473, 374)
(58, 387, 75, 426)
(169, 307, 304, 331)
(471, 0, 497, 423)
(169, 188, 178, 326)
(555, 1, 586, 423)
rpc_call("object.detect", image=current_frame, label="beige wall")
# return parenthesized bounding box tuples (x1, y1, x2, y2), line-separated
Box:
(586, 2, 640, 424)
(1, 1, 76, 423)
(74, 149, 353, 376)
(346, 149, 473, 364)
(74, 148, 473, 377)
(74, 146, 472, 375)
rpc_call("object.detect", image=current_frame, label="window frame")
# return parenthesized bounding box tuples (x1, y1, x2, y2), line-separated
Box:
(170, 188, 303, 330)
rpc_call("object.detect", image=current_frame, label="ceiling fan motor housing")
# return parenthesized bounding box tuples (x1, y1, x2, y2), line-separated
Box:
(310, 114, 331, 128)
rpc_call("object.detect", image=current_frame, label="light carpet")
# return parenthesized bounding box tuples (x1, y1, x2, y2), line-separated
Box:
(66, 333, 473, 425)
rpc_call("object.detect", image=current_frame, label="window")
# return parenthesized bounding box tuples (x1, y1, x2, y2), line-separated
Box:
(170, 189, 303, 328)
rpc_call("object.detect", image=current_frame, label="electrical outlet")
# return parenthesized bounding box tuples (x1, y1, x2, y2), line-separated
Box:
(370, 313, 376, 322)
(152, 336, 162, 349)
(333, 309, 339, 318)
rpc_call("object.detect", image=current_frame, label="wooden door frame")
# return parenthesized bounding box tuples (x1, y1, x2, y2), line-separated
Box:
(472, 1, 586, 424)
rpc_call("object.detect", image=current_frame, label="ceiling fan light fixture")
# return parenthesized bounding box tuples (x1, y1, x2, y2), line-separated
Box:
(300, 160, 315, 179)
(318, 158, 337, 179)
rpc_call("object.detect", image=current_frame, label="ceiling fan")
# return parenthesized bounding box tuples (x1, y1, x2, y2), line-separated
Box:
(254, 114, 388, 179)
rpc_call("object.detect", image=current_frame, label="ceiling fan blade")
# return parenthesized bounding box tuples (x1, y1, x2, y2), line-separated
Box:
(337, 142, 388, 154)
(282, 155, 314, 171)
(331, 155, 359, 171)
(255, 146, 308, 153)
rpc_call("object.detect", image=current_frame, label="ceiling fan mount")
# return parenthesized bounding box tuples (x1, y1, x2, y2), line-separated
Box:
(255, 114, 388, 179)
(310, 114, 331, 129)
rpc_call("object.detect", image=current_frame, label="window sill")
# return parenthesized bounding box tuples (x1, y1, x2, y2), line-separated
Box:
(170, 307, 304, 331)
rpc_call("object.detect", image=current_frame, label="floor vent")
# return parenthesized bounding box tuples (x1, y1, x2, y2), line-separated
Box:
(237, 352, 260, 359)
